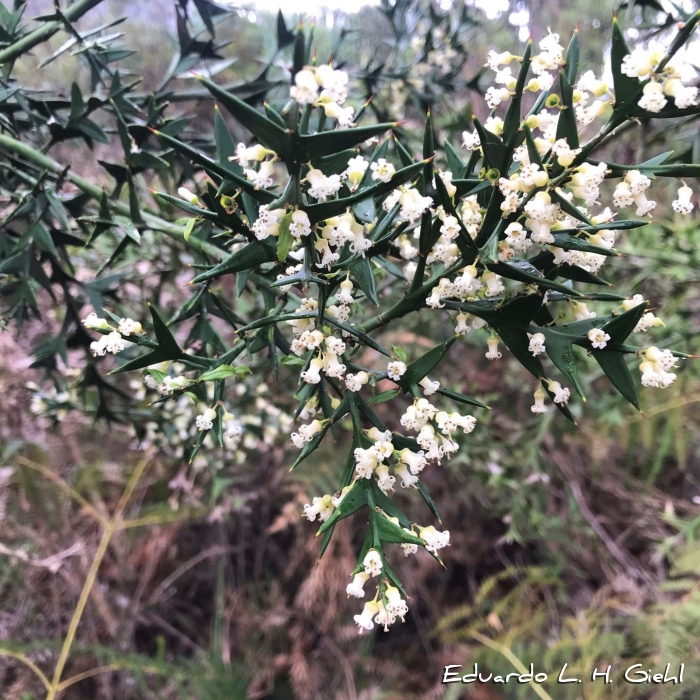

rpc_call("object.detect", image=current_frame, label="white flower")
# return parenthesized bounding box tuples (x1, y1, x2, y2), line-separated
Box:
(454, 312, 470, 335)
(290, 68, 319, 104)
(418, 525, 450, 554)
(571, 301, 596, 321)
(233, 143, 275, 168)
(634, 312, 664, 333)
(244, 160, 275, 188)
(322, 352, 346, 379)
(621, 294, 645, 311)
(402, 540, 419, 557)
(398, 448, 427, 474)
(577, 70, 608, 97)
(252, 206, 285, 240)
(426, 278, 452, 308)
(531, 386, 548, 414)
(485, 337, 502, 361)
(177, 187, 199, 205)
(354, 446, 379, 479)
(318, 100, 355, 127)
(399, 187, 433, 224)
(82, 312, 112, 331)
(485, 86, 511, 108)
(90, 337, 108, 357)
(387, 361, 407, 381)
(315, 64, 349, 103)
(370, 158, 396, 183)
(346, 572, 370, 598)
(195, 407, 217, 432)
(504, 222, 531, 252)
(363, 548, 383, 576)
(374, 600, 396, 632)
(639, 347, 677, 388)
(672, 184, 694, 214)
(395, 462, 419, 488)
(304, 168, 342, 201)
(621, 48, 662, 79)
(551, 138, 581, 167)
(289, 210, 312, 238)
(300, 357, 324, 384)
(117, 317, 142, 336)
(587, 328, 611, 349)
(482, 271, 504, 298)
(419, 376, 439, 396)
(314, 237, 339, 268)
(344, 155, 368, 190)
(484, 116, 504, 135)
(638, 81, 667, 113)
(336, 277, 354, 305)
(385, 584, 408, 621)
(547, 381, 570, 405)
(486, 50, 518, 71)
(303, 494, 334, 522)
(462, 130, 481, 150)
(104, 331, 125, 354)
(375, 463, 396, 493)
(528, 332, 546, 356)
(665, 79, 698, 109)
(354, 600, 379, 633)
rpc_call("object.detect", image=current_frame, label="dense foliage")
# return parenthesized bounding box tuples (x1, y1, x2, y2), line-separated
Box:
(2, 0, 700, 698)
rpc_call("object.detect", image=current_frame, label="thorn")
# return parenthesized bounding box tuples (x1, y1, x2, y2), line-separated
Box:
(640, 410, 646, 418)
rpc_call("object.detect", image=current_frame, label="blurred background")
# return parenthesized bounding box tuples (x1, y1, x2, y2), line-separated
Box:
(2, 0, 700, 698)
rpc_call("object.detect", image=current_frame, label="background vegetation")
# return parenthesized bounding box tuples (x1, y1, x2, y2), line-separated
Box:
(2, 0, 700, 698)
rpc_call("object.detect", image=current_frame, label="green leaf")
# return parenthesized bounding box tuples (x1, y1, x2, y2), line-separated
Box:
(368, 389, 400, 405)
(523, 124, 543, 167)
(611, 16, 641, 115)
(503, 39, 532, 145)
(183, 218, 196, 241)
(473, 116, 507, 171)
(486, 261, 585, 297)
(542, 330, 585, 399)
(550, 189, 592, 225)
(492, 325, 544, 379)
(148, 303, 181, 355)
(417, 480, 441, 524)
(328, 318, 391, 357)
(433, 165, 478, 256)
(402, 336, 457, 386)
(593, 350, 640, 410)
(564, 28, 580, 85)
(198, 365, 250, 382)
(276, 9, 295, 48)
(277, 212, 294, 262)
(444, 139, 466, 178)
(29, 222, 58, 258)
(601, 301, 647, 343)
(197, 74, 292, 159)
(191, 240, 277, 284)
(375, 512, 425, 545)
(153, 128, 275, 203)
(349, 256, 378, 306)
(392, 346, 408, 363)
(316, 481, 368, 534)
(550, 233, 617, 256)
(298, 122, 398, 161)
(436, 387, 489, 409)
(555, 69, 579, 149)
(214, 104, 239, 168)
